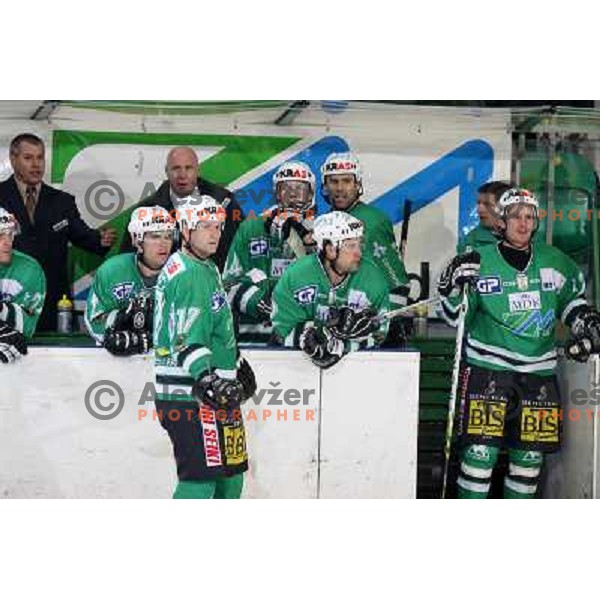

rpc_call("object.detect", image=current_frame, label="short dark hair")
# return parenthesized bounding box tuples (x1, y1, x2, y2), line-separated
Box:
(9, 133, 44, 156)
(477, 180, 512, 202)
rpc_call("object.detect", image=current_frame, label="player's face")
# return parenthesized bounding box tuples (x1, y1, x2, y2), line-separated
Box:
(0, 232, 14, 264)
(334, 238, 363, 273)
(187, 222, 222, 259)
(166, 148, 198, 197)
(10, 141, 45, 186)
(503, 204, 536, 249)
(325, 174, 360, 210)
(276, 181, 312, 212)
(141, 231, 173, 270)
(477, 193, 498, 228)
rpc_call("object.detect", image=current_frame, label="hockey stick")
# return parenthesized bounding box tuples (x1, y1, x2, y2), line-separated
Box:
(441, 286, 469, 499)
(376, 294, 441, 323)
(399, 199, 412, 260)
(286, 225, 307, 259)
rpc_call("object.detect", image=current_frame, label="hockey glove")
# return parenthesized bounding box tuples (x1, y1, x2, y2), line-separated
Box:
(327, 306, 378, 341)
(570, 306, 600, 343)
(103, 328, 151, 356)
(437, 251, 481, 297)
(256, 290, 273, 321)
(299, 326, 345, 370)
(565, 336, 600, 363)
(237, 356, 257, 401)
(0, 321, 27, 363)
(113, 294, 154, 333)
(193, 371, 245, 411)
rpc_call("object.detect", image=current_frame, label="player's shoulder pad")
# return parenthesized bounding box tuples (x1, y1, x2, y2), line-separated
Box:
(282, 254, 317, 281)
(534, 241, 580, 272)
(162, 252, 187, 281)
(97, 252, 136, 274)
(358, 257, 389, 289)
(11, 249, 46, 283)
(357, 201, 392, 226)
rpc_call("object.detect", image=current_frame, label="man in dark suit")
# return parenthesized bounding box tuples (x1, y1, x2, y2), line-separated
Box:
(0, 133, 117, 332)
(120, 146, 243, 271)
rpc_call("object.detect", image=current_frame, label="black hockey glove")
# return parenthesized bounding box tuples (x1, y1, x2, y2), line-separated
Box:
(193, 371, 245, 411)
(437, 251, 481, 297)
(103, 328, 151, 356)
(0, 321, 28, 364)
(256, 289, 273, 321)
(565, 336, 600, 363)
(237, 357, 257, 401)
(327, 306, 378, 341)
(570, 306, 600, 344)
(299, 326, 345, 370)
(113, 294, 154, 333)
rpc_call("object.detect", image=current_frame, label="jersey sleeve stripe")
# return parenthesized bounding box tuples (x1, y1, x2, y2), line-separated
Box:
(240, 286, 261, 314)
(560, 296, 587, 326)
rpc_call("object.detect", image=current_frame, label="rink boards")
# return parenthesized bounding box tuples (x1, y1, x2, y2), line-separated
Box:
(0, 347, 419, 499)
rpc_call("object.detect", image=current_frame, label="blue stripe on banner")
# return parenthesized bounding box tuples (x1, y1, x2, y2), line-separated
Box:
(234, 136, 350, 216)
(367, 139, 494, 234)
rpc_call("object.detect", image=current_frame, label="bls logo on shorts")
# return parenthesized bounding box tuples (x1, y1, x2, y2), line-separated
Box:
(294, 285, 317, 305)
(112, 282, 135, 301)
(250, 238, 268, 257)
(477, 276, 501, 295)
(211, 291, 227, 312)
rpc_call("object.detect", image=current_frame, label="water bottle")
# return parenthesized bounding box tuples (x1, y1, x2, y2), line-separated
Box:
(413, 303, 428, 338)
(57, 294, 73, 334)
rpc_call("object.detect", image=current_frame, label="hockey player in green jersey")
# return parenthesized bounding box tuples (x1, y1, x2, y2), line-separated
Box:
(223, 161, 317, 340)
(271, 211, 390, 369)
(320, 152, 408, 344)
(0, 208, 46, 362)
(85, 206, 175, 355)
(154, 195, 256, 499)
(438, 187, 600, 499)
(457, 181, 511, 254)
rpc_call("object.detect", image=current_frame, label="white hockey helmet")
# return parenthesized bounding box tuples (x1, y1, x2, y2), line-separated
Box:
(272, 160, 316, 211)
(175, 194, 226, 230)
(496, 187, 540, 220)
(128, 206, 176, 244)
(313, 211, 364, 251)
(0, 207, 20, 236)
(320, 152, 363, 187)
(272, 160, 316, 191)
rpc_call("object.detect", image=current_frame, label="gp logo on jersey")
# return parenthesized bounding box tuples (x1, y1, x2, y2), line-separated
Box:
(477, 276, 502, 295)
(211, 291, 228, 313)
(508, 291, 541, 312)
(250, 238, 268, 257)
(294, 285, 317, 305)
(112, 282, 135, 301)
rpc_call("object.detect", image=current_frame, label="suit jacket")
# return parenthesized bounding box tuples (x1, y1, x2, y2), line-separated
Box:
(119, 178, 243, 272)
(0, 175, 107, 332)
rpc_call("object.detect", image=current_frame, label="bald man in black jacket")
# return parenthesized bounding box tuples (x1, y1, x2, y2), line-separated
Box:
(120, 146, 243, 271)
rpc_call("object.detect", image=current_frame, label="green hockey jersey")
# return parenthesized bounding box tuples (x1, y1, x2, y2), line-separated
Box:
(271, 253, 390, 351)
(85, 252, 155, 343)
(440, 242, 587, 375)
(457, 224, 497, 254)
(223, 206, 305, 321)
(154, 251, 238, 402)
(0, 249, 46, 338)
(346, 202, 409, 307)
